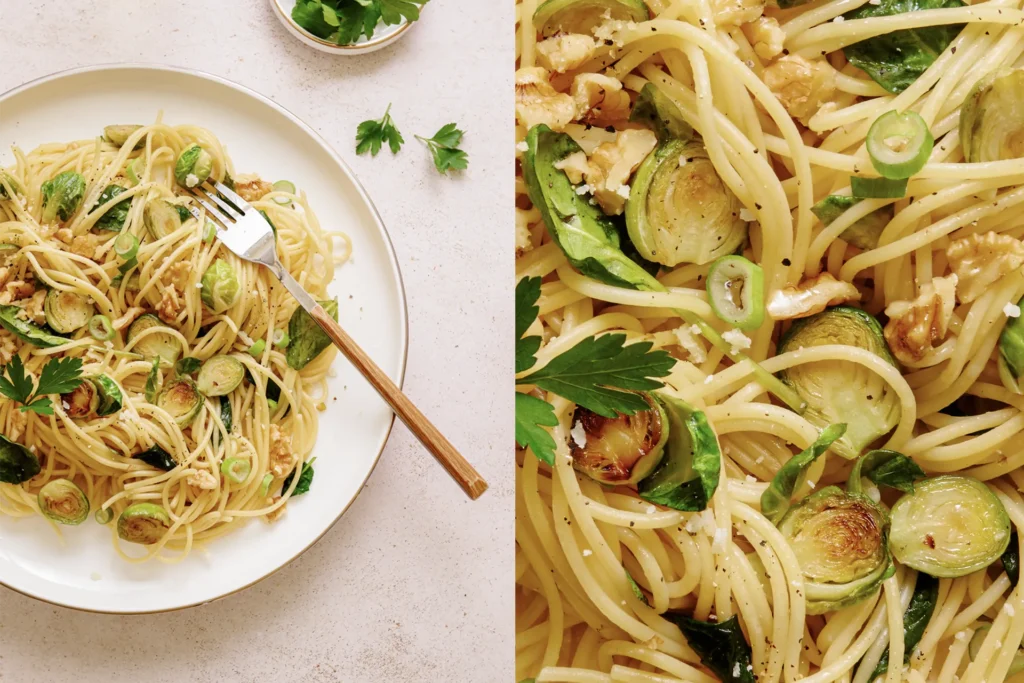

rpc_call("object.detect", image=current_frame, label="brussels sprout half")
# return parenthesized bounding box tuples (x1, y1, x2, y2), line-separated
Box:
(889, 475, 1010, 578)
(40, 171, 86, 224)
(779, 486, 894, 614)
(103, 124, 144, 149)
(999, 295, 1024, 393)
(200, 259, 241, 314)
(37, 478, 89, 525)
(43, 289, 94, 334)
(533, 0, 650, 37)
(629, 83, 693, 143)
(0, 434, 40, 484)
(196, 355, 244, 397)
(626, 139, 747, 267)
(143, 199, 183, 240)
(127, 314, 181, 362)
(811, 195, 894, 251)
(174, 144, 213, 188)
(569, 393, 668, 486)
(60, 379, 99, 418)
(0, 171, 22, 199)
(960, 67, 1024, 163)
(777, 306, 901, 459)
(156, 377, 204, 428)
(117, 502, 172, 544)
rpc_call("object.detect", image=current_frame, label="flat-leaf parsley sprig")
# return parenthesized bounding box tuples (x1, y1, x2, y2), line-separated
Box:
(0, 355, 84, 415)
(514, 276, 676, 464)
(355, 104, 405, 157)
(416, 123, 469, 175)
(291, 0, 429, 46)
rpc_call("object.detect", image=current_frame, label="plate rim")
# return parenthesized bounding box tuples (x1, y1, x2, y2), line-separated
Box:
(0, 62, 410, 614)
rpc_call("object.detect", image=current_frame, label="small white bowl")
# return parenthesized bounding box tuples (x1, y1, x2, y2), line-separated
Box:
(270, 0, 414, 55)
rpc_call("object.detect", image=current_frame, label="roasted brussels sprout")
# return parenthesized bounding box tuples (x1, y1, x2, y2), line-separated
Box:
(286, 298, 339, 370)
(780, 486, 894, 614)
(156, 377, 204, 427)
(196, 355, 244, 396)
(0, 304, 69, 347)
(533, 0, 650, 37)
(91, 374, 124, 416)
(60, 379, 99, 418)
(960, 67, 1024, 163)
(93, 184, 131, 232)
(43, 289, 94, 334)
(0, 433, 40, 484)
(999, 297, 1024, 393)
(638, 395, 720, 510)
(0, 171, 22, 199)
(626, 139, 747, 267)
(143, 199, 183, 240)
(777, 306, 901, 459)
(127, 314, 181, 362)
(174, 144, 213, 188)
(117, 502, 172, 544)
(40, 171, 86, 223)
(102, 124, 144, 149)
(568, 392, 668, 485)
(811, 195, 894, 250)
(37, 478, 89, 525)
(889, 475, 1010, 578)
(200, 259, 241, 314)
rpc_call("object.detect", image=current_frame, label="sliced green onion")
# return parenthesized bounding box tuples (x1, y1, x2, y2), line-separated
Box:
(202, 220, 217, 243)
(88, 314, 115, 341)
(272, 180, 295, 205)
(220, 457, 252, 484)
(258, 472, 274, 497)
(114, 232, 140, 261)
(707, 255, 765, 331)
(248, 339, 266, 357)
(94, 506, 114, 524)
(272, 329, 290, 348)
(126, 158, 144, 186)
(866, 110, 934, 179)
(268, 398, 279, 414)
(850, 176, 908, 199)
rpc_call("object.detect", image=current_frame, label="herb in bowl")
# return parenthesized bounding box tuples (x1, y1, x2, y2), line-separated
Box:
(292, 0, 429, 46)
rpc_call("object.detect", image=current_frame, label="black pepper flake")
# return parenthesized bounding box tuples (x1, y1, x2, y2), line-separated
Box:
(782, 258, 791, 266)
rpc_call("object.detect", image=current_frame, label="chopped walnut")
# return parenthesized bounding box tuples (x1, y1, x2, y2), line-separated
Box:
(713, 0, 765, 27)
(0, 330, 16, 366)
(571, 73, 631, 127)
(187, 470, 219, 491)
(515, 67, 576, 132)
(21, 290, 46, 325)
(54, 228, 73, 245)
(742, 17, 786, 60)
(767, 273, 861, 320)
(0, 267, 9, 290)
(266, 496, 287, 523)
(946, 231, 1024, 303)
(269, 424, 297, 478)
(553, 150, 589, 184)
(763, 55, 837, 124)
(111, 306, 146, 331)
(516, 208, 538, 257)
(583, 129, 658, 215)
(234, 174, 274, 203)
(536, 34, 597, 74)
(6, 406, 26, 441)
(0, 279, 34, 305)
(69, 234, 101, 260)
(884, 274, 957, 364)
(156, 287, 183, 323)
(163, 262, 192, 290)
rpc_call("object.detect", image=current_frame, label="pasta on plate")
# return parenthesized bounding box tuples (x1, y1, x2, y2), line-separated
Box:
(515, 0, 1024, 680)
(0, 118, 350, 562)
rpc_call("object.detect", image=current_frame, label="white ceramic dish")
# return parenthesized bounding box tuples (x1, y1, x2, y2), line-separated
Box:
(269, 0, 414, 54)
(0, 64, 409, 613)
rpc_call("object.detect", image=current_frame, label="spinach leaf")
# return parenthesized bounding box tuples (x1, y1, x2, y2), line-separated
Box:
(286, 299, 338, 370)
(175, 357, 202, 377)
(625, 570, 650, 606)
(843, 0, 964, 94)
(219, 397, 233, 434)
(639, 396, 720, 512)
(174, 205, 192, 223)
(629, 83, 693, 143)
(1003, 532, 1020, 587)
(93, 185, 132, 232)
(134, 445, 177, 471)
(282, 459, 315, 497)
(761, 424, 846, 524)
(849, 449, 926, 495)
(666, 614, 755, 683)
(0, 434, 41, 484)
(865, 574, 939, 680)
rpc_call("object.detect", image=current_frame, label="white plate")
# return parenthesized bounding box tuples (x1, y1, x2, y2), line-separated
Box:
(0, 65, 409, 613)
(269, 0, 414, 55)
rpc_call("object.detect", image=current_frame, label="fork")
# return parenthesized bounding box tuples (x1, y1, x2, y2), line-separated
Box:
(186, 180, 488, 500)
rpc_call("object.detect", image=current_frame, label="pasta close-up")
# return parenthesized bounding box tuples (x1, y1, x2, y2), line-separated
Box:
(515, 0, 1024, 681)
(0, 120, 346, 562)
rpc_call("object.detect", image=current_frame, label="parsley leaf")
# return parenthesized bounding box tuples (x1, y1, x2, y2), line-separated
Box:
(516, 276, 542, 373)
(0, 355, 34, 404)
(379, 0, 428, 24)
(292, 0, 426, 44)
(515, 393, 558, 466)
(35, 356, 84, 396)
(0, 355, 83, 415)
(416, 123, 469, 175)
(356, 104, 404, 157)
(518, 334, 676, 418)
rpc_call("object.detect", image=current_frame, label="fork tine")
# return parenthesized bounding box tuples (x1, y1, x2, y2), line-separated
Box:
(209, 180, 253, 213)
(193, 185, 243, 221)
(189, 190, 233, 225)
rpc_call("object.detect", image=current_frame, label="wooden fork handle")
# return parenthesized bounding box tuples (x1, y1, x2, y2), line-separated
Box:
(309, 305, 489, 500)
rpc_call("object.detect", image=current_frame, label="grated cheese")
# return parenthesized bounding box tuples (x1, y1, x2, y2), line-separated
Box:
(570, 421, 587, 448)
(1005, 302, 1021, 318)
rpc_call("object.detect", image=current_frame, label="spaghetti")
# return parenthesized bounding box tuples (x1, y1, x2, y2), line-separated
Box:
(516, 0, 1024, 681)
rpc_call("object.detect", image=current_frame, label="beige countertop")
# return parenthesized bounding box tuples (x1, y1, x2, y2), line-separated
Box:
(0, 1, 512, 681)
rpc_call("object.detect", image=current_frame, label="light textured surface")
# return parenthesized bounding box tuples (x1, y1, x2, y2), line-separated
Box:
(0, 1, 512, 681)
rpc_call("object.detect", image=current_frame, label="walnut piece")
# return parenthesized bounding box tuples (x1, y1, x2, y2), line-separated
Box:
(712, 0, 765, 27)
(581, 128, 658, 215)
(763, 55, 837, 124)
(883, 274, 958, 364)
(536, 34, 597, 74)
(515, 67, 576, 132)
(516, 208, 538, 257)
(234, 174, 274, 203)
(946, 231, 1024, 303)
(571, 73, 631, 127)
(742, 16, 786, 60)
(187, 470, 219, 491)
(0, 279, 34, 305)
(269, 424, 297, 478)
(767, 272, 860, 320)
